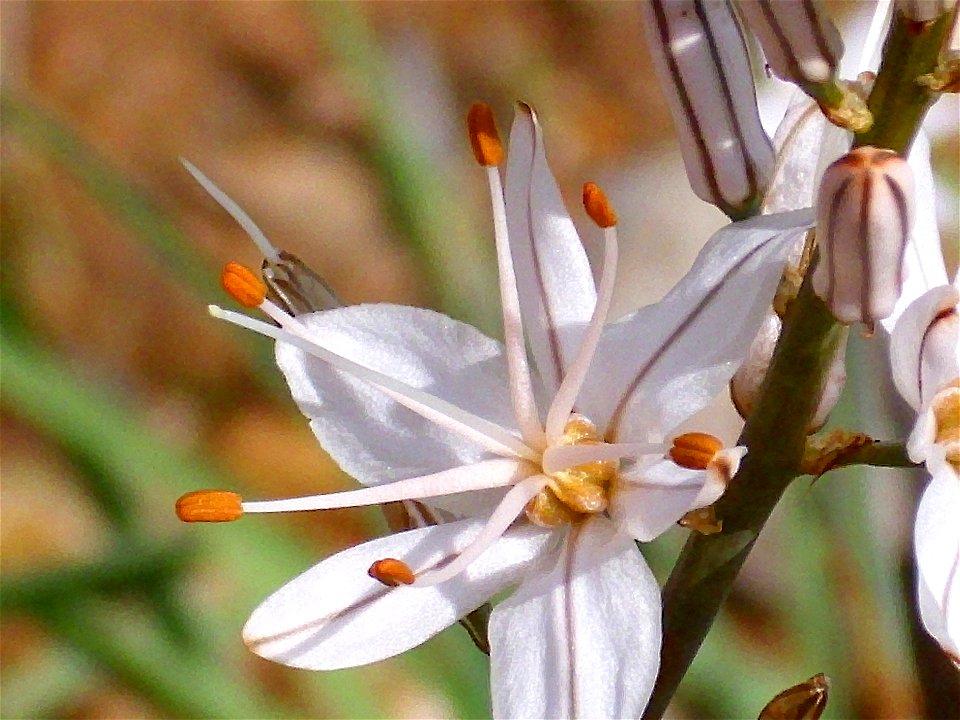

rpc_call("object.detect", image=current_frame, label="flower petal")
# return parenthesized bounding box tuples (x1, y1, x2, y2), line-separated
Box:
(504, 103, 597, 396)
(276, 304, 517, 486)
(243, 519, 556, 670)
(888, 284, 959, 411)
(610, 451, 741, 542)
(763, 92, 850, 214)
(914, 455, 960, 659)
(489, 517, 661, 719)
(882, 130, 950, 333)
(582, 209, 814, 441)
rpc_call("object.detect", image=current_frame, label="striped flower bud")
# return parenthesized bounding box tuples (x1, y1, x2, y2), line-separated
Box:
(262, 250, 341, 316)
(640, 0, 774, 218)
(813, 147, 915, 326)
(736, 0, 843, 85)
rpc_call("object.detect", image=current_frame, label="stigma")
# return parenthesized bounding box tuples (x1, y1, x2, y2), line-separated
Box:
(525, 415, 617, 527)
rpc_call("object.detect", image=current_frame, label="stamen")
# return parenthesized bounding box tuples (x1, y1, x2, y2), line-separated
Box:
(176, 490, 244, 522)
(484, 159, 546, 450)
(208, 305, 540, 462)
(467, 104, 504, 167)
(239, 458, 532, 514)
(541, 441, 657, 474)
(582, 182, 618, 228)
(180, 159, 281, 263)
(414, 474, 550, 587)
(222, 262, 268, 308)
(545, 186, 619, 441)
(368, 558, 415, 586)
(669, 432, 724, 470)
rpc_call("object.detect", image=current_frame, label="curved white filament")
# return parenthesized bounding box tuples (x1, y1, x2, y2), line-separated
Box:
(181, 158, 281, 263)
(414, 474, 551, 587)
(486, 166, 546, 451)
(209, 304, 540, 462)
(241, 458, 532, 514)
(545, 225, 618, 442)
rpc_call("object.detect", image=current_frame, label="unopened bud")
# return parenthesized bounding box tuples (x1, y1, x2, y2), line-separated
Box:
(758, 673, 830, 720)
(813, 147, 915, 326)
(898, 0, 957, 22)
(732, 312, 847, 432)
(262, 250, 341, 316)
(640, 0, 774, 218)
(736, 0, 843, 85)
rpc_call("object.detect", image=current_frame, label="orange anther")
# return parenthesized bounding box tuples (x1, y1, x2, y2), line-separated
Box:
(669, 432, 723, 470)
(467, 103, 503, 167)
(368, 558, 416, 587)
(176, 490, 243, 522)
(582, 182, 617, 228)
(221, 262, 267, 308)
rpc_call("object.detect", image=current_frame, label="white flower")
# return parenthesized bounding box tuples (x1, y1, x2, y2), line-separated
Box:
(889, 265, 959, 664)
(179, 104, 813, 717)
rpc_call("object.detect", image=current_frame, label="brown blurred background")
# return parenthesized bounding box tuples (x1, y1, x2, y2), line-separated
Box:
(2, 2, 957, 718)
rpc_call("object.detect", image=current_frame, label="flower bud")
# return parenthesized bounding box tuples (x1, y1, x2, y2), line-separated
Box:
(758, 673, 830, 720)
(262, 250, 341, 316)
(736, 0, 843, 85)
(640, 0, 774, 218)
(731, 312, 847, 433)
(813, 147, 915, 326)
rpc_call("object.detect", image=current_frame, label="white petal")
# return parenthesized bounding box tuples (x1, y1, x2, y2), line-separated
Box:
(276, 304, 517, 486)
(243, 519, 556, 670)
(888, 284, 959, 411)
(612, 458, 710, 542)
(763, 92, 844, 213)
(914, 456, 960, 659)
(583, 208, 814, 441)
(489, 517, 661, 720)
(882, 130, 949, 333)
(504, 103, 597, 396)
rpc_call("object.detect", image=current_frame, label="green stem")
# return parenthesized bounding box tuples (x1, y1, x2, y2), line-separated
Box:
(855, 8, 956, 153)
(814, 440, 917, 475)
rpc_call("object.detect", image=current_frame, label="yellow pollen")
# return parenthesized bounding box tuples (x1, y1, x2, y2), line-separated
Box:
(368, 558, 415, 587)
(525, 415, 617, 527)
(222, 262, 267, 308)
(669, 432, 723, 470)
(176, 490, 244, 523)
(932, 383, 960, 469)
(467, 103, 503, 167)
(582, 182, 617, 228)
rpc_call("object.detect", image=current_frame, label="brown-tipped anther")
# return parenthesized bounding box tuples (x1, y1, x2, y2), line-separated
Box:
(669, 432, 723, 470)
(582, 182, 617, 228)
(368, 558, 416, 587)
(176, 490, 243, 522)
(221, 262, 267, 308)
(467, 103, 503, 167)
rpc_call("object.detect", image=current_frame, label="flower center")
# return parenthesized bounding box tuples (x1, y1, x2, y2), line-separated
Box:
(932, 381, 960, 471)
(525, 415, 617, 527)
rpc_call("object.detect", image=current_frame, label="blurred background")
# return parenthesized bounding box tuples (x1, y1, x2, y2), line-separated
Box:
(1, 2, 957, 718)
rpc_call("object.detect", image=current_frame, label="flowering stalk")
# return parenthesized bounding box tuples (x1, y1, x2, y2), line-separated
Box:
(645, 7, 955, 715)
(856, 5, 957, 152)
